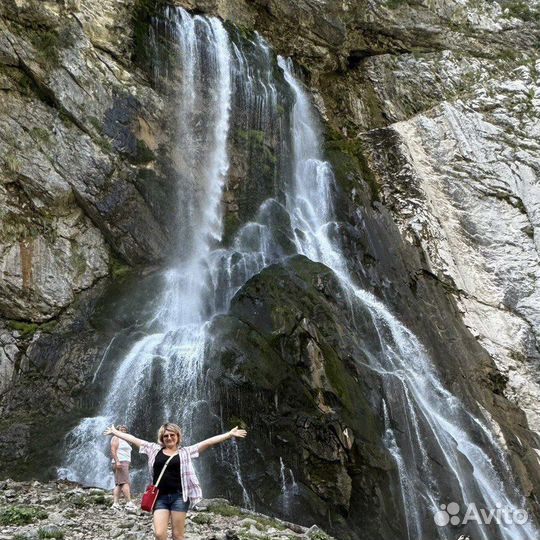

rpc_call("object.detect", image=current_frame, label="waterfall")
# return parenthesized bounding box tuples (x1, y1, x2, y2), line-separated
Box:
(59, 7, 285, 493)
(278, 57, 538, 540)
(59, 7, 538, 539)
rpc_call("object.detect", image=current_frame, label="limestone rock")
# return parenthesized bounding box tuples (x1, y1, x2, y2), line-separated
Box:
(362, 60, 540, 430)
(0, 0, 172, 271)
(0, 322, 19, 394)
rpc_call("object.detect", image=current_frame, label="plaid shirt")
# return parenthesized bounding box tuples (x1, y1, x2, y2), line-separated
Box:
(139, 441, 202, 506)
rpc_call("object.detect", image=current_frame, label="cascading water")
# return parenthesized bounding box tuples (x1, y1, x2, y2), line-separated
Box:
(278, 57, 538, 540)
(60, 7, 538, 539)
(59, 7, 287, 493)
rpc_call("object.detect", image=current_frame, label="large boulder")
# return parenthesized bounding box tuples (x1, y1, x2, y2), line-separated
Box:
(200, 255, 408, 540)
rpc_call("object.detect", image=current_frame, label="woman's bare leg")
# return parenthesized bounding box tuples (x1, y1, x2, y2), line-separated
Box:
(153, 509, 170, 540)
(171, 511, 187, 540)
(121, 483, 131, 502)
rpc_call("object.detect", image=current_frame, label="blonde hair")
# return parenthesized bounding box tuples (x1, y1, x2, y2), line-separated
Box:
(157, 423, 182, 446)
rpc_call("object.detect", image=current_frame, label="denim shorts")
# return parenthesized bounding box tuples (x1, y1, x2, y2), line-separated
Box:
(153, 492, 189, 513)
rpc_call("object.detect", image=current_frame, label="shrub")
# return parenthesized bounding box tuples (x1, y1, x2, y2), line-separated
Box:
(38, 527, 65, 539)
(0, 506, 48, 526)
(191, 512, 212, 525)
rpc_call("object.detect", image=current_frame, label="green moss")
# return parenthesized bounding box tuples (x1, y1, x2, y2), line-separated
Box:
(90, 494, 107, 505)
(210, 504, 243, 518)
(0, 506, 48, 526)
(24, 24, 75, 67)
(222, 210, 241, 246)
(110, 256, 132, 280)
(237, 129, 266, 145)
(70, 495, 88, 508)
(5, 152, 22, 174)
(191, 512, 212, 525)
(30, 127, 51, 143)
(310, 532, 331, 540)
(501, 0, 540, 22)
(252, 515, 286, 531)
(496, 48, 519, 62)
(70, 243, 88, 276)
(325, 131, 380, 201)
(0, 208, 59, 243)
(225, 21, 257, 42)
(385, 0, 408, 9)
(8, 319, 57, 337)
(89, 116, 102, 132)
(133, 139, 156, 164)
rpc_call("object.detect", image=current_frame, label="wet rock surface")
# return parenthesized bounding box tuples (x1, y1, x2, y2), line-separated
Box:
(0, 479, 334, 540)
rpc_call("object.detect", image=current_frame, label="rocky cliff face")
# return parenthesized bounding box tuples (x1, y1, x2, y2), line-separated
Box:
(0, 0, 175, 397)
(2, 1, 540, 539)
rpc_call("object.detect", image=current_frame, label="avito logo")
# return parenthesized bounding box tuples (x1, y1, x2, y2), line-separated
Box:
(434, 502, 528, 527)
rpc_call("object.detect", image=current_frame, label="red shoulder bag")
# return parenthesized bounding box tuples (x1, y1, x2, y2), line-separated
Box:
(141, 453, 175, 512)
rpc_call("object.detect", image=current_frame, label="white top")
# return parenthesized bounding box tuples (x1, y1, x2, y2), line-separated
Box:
(115, 438, 132, 463)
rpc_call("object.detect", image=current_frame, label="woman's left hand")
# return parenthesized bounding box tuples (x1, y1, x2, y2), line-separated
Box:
(229, 426, 247, 439)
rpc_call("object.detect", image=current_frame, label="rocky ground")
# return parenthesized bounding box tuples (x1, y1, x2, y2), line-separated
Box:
(0, 479, 333, 540)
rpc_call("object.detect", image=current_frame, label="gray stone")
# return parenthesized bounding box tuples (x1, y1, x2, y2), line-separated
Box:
(362, 60, 540, 431)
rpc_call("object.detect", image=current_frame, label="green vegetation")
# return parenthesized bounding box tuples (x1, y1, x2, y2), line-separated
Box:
(0, 506, 48, 526)
(38, 528, 65, 539)
(251, 515, 286, 531)
(191, 512, 212, 525)
(5, 153, 22, 174)
(110, 255, 132, 280)
(30, 127, 51, 143)
(8, 320, 57, 337)
(133, 139, 156, 164)
(89, 116, 102, 132)
(66, 493, 107, 508)
(310, 532, 331, 540)
(385, 0, 408, 9)
(210, 503, 243, 518)
(90, 493, 107, 505)
(25, 24, 75, 66)
(325, 130, 380, 201)
(0, 208, 57, 243)
(236, 129, 277, 175)
(236, 129, 266, 145)
(501, 0, 540, 22)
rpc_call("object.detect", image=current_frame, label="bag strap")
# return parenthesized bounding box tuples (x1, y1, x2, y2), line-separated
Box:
(155, 453, 176, 488)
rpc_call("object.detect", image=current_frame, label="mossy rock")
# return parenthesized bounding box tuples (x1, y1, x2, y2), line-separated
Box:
(203, 255, 401, 539)
(324, 129, 380, 201)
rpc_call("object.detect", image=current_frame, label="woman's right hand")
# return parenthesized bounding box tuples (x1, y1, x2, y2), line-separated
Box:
(103, 424, 117, 436)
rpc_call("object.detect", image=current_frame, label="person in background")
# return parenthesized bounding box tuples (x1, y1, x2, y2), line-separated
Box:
(104, 422, 247, 540)
(110, 424, 136, 511)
